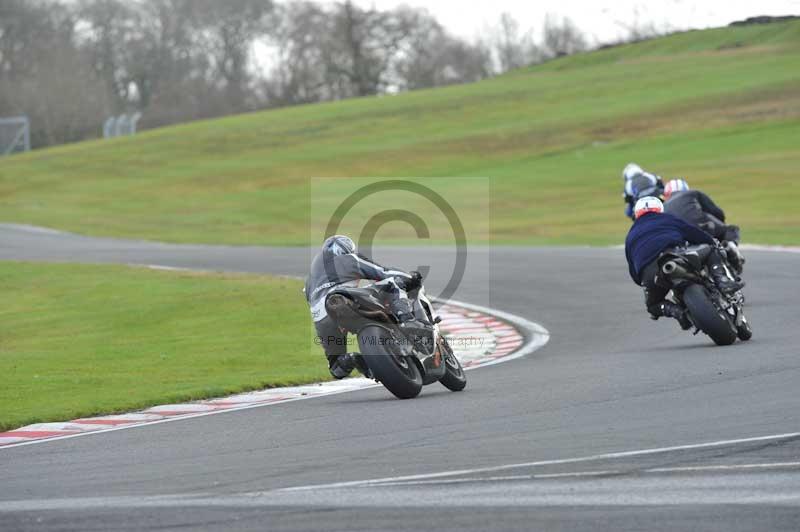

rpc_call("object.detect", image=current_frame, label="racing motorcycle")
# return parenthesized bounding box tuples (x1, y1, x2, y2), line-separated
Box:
(324, 283, 466, 399)
(659, 243, 752, 346)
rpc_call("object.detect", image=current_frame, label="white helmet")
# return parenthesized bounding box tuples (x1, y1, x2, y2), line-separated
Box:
(634, 196, 664, 219)
(622, 163, 644, 181)
(664, 178, 689, 199)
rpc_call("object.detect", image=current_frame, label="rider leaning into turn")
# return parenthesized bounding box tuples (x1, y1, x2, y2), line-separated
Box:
(304, 235, 423, 379)
(624, 197, 743, 330)
(622, 163, 665, 220)
(662, 178, 745, 273)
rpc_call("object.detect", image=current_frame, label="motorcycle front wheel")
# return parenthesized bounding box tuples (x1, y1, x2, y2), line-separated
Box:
(438, 337, 467, 392)
(737, 316, 753, 341)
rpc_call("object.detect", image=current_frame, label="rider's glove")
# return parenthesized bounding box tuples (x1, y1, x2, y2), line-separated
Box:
(406, 270, 423, 291)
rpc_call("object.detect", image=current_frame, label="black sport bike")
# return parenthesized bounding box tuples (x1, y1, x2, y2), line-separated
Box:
(325, 283, 467, 399)
(659, 244, 752, 346)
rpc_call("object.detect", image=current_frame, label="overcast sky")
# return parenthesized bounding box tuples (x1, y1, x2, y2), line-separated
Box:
(346, 0, 800, 43)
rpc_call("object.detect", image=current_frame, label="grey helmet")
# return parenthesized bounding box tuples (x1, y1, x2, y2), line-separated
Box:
(322, 235, 356, 256)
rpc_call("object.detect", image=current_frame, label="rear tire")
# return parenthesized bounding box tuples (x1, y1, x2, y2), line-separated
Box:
(358, 326, 422, 399)
(683, 284, 737, 346)
(439, 338, 467, 392)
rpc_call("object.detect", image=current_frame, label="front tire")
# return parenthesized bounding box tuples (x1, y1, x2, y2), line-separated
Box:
(737, 317, 753, 341)
(683, 284, 737, 346)
(358, 326, 422, 399)
(439, 337, 467, 392)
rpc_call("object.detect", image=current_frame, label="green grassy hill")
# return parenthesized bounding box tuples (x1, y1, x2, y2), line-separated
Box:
(1, 21, 799, 245)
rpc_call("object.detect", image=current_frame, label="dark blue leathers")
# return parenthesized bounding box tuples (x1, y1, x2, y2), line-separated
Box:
(625, 212, 715, 286)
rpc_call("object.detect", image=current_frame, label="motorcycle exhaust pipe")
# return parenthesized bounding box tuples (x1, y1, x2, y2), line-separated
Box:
(327, 294, 392, 323)
(326, 294, 349, 311)
(359, 308, 393, 323)
(662, 260, 689, 278)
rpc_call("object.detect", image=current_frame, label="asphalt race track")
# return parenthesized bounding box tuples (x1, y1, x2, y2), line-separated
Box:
(2, 224, 799, 531)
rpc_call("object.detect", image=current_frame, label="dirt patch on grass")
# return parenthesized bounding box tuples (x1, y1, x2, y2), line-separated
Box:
(591, 82, 800, 139)
(618, 44, 792, 65)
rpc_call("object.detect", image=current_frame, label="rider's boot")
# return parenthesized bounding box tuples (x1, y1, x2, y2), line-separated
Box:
(724, 241, 745, 276)
(653, 301, 692, 330)
(708, 251, 744, 294)
(327, 353, 356, 379)
(710, 263, 744, 294)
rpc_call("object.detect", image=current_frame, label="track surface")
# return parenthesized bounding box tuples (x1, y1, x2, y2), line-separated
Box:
(2, 224, 799, 531)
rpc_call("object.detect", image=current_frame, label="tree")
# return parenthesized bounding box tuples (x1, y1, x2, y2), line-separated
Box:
(394, 14, 491, 90)
(77, 0, 138, 111)
(542, 14, 588, 59)
(193, 0, 275, 109)
(0, 0, 109, 147)
(261, 1, 331, 105)
(320, 1, 419, 98)
(493, 12, 541, 72)
(265, 2, 452, 101)
(1, 0, 601, 150)
(76, 0, 275, 125)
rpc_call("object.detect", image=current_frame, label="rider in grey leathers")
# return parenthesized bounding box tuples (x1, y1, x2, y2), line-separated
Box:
(305, 235, 423, 379)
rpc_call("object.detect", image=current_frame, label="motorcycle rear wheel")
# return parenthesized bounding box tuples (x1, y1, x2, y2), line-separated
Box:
(358, 325, 422, 399)
(683, 284, 737, 346)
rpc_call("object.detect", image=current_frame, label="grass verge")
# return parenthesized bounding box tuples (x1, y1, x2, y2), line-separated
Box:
(0, 262, 322, 432)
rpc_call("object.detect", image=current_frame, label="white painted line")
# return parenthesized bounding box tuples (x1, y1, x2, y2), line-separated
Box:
(610, 243, 800, 254)
(349, 475, 537, 487)
(4, 477, 800, 512)
(524, 470, 620, 480)
(646, 462, 800, 474)
(0, 382, 377, 451)
(740, 244, 800, 254)
(0, 436, 29, 445)
(369, 470, 622, 487)
(0, 223, 66, 235)
(279, 431, 800, 491)
(145, 264, 193, 272)
(146, 404, 218, 413)
(352, 463, 800, 488)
